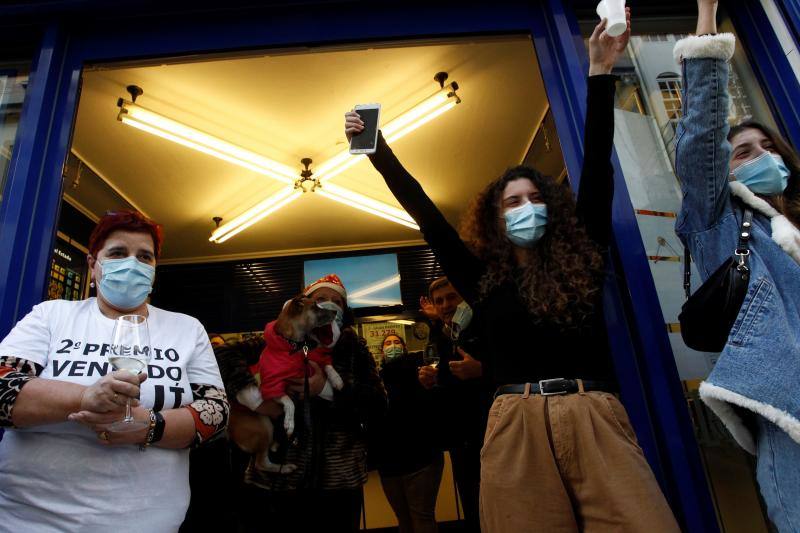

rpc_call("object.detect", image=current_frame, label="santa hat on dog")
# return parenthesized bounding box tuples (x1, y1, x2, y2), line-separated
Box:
(303, 273, 347, 302)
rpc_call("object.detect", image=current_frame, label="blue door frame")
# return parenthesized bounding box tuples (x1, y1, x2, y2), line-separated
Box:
(0, 0, 723, 529)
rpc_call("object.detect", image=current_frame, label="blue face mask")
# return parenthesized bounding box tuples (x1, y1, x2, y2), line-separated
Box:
(98, 256, 155, 310)
(450, 301, 473, 339)
(732, 152, 790, 195)
(383, 345, 404, 360)
(504, 202, 548, 248)
(316, 300, 344, 328)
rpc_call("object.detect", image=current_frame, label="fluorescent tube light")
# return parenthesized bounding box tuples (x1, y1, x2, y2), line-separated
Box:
(315, 83, 460, 183)
(317, 185, 419, 230)
(210, 186, 301, 243)
(349, 274, 401, 299)
(351, 298, 401, 306)
(118, 102, 297, 184)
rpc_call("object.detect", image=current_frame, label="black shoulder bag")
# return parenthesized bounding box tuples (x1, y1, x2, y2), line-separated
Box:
(679, 209, 753, 352)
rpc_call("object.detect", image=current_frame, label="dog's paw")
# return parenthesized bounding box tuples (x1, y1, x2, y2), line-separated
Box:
(236, 386, 263, 411)
(329, 373, 344, 390)
(324, 366, 345, 390)
(254, 458, 297, 474)
(280, 463, 298, 474)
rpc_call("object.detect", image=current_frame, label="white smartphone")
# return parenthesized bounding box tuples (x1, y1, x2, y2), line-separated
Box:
(349, 103, 381, 154)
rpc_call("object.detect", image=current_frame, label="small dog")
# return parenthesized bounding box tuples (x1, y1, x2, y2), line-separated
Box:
(234, 296, 344, 473)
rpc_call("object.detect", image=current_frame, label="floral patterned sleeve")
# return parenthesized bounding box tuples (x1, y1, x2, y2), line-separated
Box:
(185, 383, 229, 446)
(0, 356, 44, 428)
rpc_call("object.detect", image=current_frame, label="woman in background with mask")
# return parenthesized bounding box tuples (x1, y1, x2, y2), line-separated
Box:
(673, 1, 800, 528)
(374, 333, 443, 533)
(0, 210, 228, 532)
(346, 10, 679, 533)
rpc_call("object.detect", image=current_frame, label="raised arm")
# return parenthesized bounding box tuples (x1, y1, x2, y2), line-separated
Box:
(673, 1, 735, 233)
(345, 118, 485, 305)
(575, 11, 629, 248)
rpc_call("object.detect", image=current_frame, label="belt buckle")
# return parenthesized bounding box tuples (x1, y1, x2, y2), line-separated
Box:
(538, 378, 568, 396)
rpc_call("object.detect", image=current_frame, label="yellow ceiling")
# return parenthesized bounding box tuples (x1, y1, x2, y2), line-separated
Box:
(69, 35, 549, 263)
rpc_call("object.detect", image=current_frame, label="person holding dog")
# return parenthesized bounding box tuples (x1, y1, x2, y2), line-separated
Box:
(375, 333, 443, 533)
(243, 274, 387, 533)
(346, 8, 679, 532)
(0, 210, 228, 532)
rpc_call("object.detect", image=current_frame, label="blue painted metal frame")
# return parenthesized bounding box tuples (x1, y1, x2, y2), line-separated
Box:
(774, 0, 800, 51)
(0, 24, 79, 336)
(728, 0, 800, 151)
(539, 3, 719, 531)
(0, 1, 720, 530)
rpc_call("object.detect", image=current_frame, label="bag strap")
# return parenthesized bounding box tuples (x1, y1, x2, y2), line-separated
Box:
(683, 208, 753, 299)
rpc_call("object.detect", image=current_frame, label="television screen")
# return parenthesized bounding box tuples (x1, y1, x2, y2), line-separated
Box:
(304, 253, 402, 309)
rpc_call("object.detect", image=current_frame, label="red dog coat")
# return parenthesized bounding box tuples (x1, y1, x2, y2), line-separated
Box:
(258, 320, 333, 400)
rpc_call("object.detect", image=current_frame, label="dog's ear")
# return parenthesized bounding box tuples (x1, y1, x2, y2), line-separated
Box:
(284, 296, 305, 317)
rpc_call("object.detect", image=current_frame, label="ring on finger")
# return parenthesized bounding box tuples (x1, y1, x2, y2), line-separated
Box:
(112, 393, 119, 404)
(99, 431, 109, 441)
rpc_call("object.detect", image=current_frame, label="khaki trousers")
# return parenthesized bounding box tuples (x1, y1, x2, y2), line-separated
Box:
(479, 391, 680, 533)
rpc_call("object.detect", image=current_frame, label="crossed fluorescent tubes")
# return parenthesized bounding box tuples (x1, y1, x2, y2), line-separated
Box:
(117, 82, 460, 243)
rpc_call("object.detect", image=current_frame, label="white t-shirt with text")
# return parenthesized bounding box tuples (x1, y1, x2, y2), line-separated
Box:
(0, 298, 223, 533)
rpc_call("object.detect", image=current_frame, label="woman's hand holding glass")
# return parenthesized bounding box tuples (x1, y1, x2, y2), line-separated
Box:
(75, 370, 145, 413)
(68, 371, 148, 444)
(69, 401, 150, 446)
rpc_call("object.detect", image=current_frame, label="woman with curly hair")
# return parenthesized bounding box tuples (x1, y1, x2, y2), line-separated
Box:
(346, 11, 678, 533)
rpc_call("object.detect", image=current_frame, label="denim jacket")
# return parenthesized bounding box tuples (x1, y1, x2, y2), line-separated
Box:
(674, 34, 800, 453)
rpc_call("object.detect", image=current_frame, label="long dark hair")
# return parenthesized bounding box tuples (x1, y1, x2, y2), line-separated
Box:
(460, 166, 604, 327)
(729, 120, 800, 227)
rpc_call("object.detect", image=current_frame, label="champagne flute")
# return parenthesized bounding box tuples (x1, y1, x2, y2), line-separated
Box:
(423, 343, 440, 368)
(108, 314, 150, 432)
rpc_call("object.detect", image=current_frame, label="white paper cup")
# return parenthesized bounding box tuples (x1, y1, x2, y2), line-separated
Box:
(596, 0, 627, 37)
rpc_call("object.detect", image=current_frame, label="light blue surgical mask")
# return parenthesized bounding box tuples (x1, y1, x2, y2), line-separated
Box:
(316, 300, 344, 328)
(98, 256, 155, 310)
(732, 152, 790, 195)
(504, 202, 548, 247)
(450, 301, 473, 338)
(383, 345, 404, 360)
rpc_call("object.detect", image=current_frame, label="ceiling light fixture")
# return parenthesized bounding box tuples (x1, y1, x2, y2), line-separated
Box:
(116, 74, 459, 242)
(314, 79, 461, 183)
(117, 87, 297, 185)
(210, 186, 301, 243)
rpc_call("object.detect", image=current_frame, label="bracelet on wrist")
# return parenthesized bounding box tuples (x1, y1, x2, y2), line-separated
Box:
(139, 409, 157, 452)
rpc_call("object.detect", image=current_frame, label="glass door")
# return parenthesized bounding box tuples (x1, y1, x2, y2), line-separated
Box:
(580, 10, 776, 533)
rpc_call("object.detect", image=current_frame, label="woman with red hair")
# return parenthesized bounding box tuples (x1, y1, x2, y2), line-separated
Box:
(0, 210, 228, 532)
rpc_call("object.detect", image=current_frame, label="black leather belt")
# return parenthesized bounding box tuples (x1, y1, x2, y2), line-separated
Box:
(495, 378, 617, 398)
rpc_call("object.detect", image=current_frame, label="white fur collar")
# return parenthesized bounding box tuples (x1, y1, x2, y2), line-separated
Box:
(674, 33, 736, 65)
(729, 181, 800, 265)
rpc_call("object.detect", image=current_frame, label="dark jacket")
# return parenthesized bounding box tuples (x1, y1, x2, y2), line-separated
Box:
(374, 352, 442, 477)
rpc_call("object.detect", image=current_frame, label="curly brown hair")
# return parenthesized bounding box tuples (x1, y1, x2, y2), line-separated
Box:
(460, 166, 604, 327)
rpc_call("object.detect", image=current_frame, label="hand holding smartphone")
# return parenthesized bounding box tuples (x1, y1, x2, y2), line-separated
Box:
(349, 103, 381, 154)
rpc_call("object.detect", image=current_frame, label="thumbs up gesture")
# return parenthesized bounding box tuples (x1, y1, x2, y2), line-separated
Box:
(449, 347, 482, 380)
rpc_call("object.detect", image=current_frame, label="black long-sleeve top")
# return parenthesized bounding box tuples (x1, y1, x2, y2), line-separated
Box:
(369, 75, 619, 387)
(373, 353, 442, 477)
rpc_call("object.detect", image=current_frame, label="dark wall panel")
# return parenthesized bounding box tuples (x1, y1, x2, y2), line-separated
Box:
(151, 245, 445, 333)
